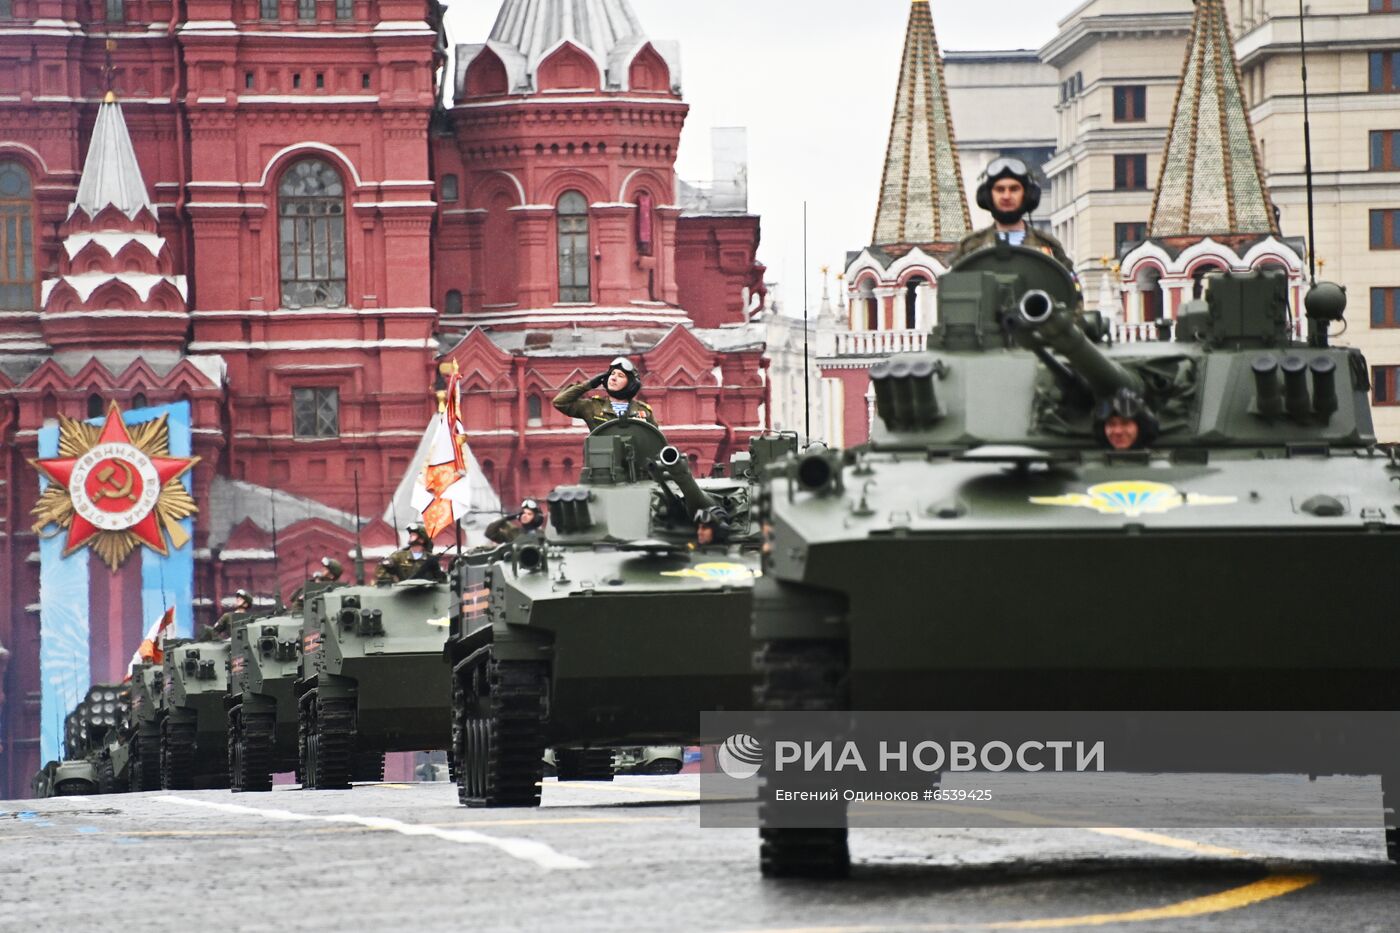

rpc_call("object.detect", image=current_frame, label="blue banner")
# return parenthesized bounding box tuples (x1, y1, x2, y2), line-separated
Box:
(38, 401, 198, 763)
(37, 422, 89, 765)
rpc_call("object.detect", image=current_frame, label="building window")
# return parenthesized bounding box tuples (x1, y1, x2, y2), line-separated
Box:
(292, 73, 301, 89)
(106, 0, 123, 21)
(0, 162, 34, 310)
(557, 190, 591, 303)
(526, 394, 542, 426)
(244, 71, 255, 90)
(0, 0, 11, 18)
(293, 387, 339, 437)
(1113, 86, 1146, 122)
(132, 392, 148, 409)
(1374, 366, 1400, 405)
(1372, 131, 1400, 170)
(444, 289, 462, 314)
(1373, 0, 1400, 12)
(361, 72, 371, 90)
(1114, 154, 1149, 190)
(1115, 222, 1147, 253)
(279, 159, 347, 307)
(1370, 52, 1400, 92)
(1371, 209, 1400, 249)
(336, 0, 353, 18)
(904, 276, 925, 330)
(1373, 288, 1400, 327)
(298, 0, 314, 19)
(87, 394, 104, 419)
(315, 72, 324, 89)
(261, 0, 277, 19)
(440, 174, 458, 203)
(635, 190, 654, 256)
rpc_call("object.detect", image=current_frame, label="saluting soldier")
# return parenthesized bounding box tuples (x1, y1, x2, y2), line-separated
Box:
(552, 356, 657, 428)
(375, 523, 445, 584)
(204, 589, 253, 640)
(484, 498, 546, 545)
(950, 157, 1073, 272)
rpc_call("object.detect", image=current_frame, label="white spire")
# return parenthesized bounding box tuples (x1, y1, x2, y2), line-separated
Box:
(72, 94, 154, 220)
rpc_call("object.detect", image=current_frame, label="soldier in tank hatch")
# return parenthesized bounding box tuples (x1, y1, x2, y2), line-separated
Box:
(553, 356, 658, 427)
(691, 506, 731, 550)
(204, 589, 253, 640)
(289, 556, 344, 610)
(951, 157, 1073, 272)
(375, 523, 445, 584)
(1094, 389, 1159, 451)
(485, 498, 546, 545)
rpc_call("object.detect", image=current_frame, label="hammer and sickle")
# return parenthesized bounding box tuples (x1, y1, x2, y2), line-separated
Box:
(90, 460, 137, 504)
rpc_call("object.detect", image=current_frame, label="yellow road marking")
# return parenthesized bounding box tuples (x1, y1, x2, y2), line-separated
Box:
(369, 783, 414, 790)
(546, 781, 700, 799)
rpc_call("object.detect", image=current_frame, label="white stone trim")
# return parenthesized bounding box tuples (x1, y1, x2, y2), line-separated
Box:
(236, 95, 382, 104)
(453, 95, 688, 111)
(257, 142, 363, 188)
(190, 307, 435, 318)
(218, 548, 277, 561)
(189, 338, 435, 351)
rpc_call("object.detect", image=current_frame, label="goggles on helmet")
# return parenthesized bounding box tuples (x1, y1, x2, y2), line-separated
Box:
(985, 157, 1031, 179)
(608, 357, 637, 374)
(520, 498, 539, 511)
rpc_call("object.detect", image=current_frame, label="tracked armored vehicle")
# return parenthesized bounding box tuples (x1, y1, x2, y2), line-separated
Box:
(227, 607, 306, 792)
(160, 638, 231, 789)
(296, 579, 454, 789)
(751, 244, 1400, 877)
(66, 683, 132, 794)
(448, 426, 791, 807)
(126, 660, 164, 791)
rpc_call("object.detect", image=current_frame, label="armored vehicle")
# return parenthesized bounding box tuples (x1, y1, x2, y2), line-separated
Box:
(160, 638, 231, 789)
(126, 660, 164, 791)
(751, 244, 1400, 877)
(227, 607, 306, 792)
(448, 426, 792, 807)
(614, 745, 685, 775)
(32, 759, 99, 797)
(64, 683, 132, 794)
(296, 579, 454, 789)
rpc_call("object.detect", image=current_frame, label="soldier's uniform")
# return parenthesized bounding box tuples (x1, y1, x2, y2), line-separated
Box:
(375, 547, 444, 584)
(205, 591, 253, 640)
(552, 381, 657, 428)
(484, 516, 523, 544)
(949, 225, 1074, 272)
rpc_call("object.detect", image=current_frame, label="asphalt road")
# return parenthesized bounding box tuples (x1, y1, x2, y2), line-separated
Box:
(3, 775, 1400, 932)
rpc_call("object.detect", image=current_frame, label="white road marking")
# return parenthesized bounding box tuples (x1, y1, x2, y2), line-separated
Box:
(155, 796, 589, 870)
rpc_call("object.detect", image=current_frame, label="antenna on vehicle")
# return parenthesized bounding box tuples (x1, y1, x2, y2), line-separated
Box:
(802, 200, 811, 446)
(353, 470, 366, 586)
(1298, 0, 1318, 287)
(270, 490, 283, 611)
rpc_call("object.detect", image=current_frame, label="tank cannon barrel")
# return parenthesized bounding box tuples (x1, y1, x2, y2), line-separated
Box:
(1016, 290, 1144, 400)
(653, 445, 717, 519)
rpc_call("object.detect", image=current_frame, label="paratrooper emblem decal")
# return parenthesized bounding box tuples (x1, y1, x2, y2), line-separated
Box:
(1030, 480, 1236, 518)
(29, 401, 200, 569)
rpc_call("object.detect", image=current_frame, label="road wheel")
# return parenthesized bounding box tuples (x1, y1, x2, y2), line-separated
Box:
(96, 755, 117, 795)
(755, 638, 851, 880)
(458, 656, 547, 808)
(232, 708, 275, 793)
(555, 748, 615, 782)
(308, 695, 354, 790)
(160, 718, 197, 790)
(131, 725, 160, 792)
(645, 758, 683, 776)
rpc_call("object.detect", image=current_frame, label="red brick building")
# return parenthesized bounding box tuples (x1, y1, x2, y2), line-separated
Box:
(0, 0, 764, 795)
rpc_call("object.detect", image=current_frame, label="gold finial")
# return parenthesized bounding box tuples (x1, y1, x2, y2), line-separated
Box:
(103, 90, 117, 104)
(437, 359, 460, 376)
(435, 389, 448, 413)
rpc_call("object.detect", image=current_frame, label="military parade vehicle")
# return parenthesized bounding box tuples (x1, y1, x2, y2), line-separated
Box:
(614, 745, 685, 775)
(749, 243, 1400, 877)
(160, 637, 231, 789)
(126, 659, 164, 791)
(227, 606, 307, 792)
(29, 684, 131, 797)
(448, 424, 793, 807)
(296, 578, 455, 789)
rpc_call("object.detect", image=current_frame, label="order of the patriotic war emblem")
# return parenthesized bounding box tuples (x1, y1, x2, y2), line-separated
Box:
(29, 401, 200, 569)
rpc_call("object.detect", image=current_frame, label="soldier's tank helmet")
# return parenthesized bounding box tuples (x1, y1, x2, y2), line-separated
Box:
(234, 588, 253, 606)
(518, 498, 545, 530)
(1093, 388, 1160, 448)
(606, 356, 642, 401)
(406, 523, 429, 546)
(694, 506, 731, 527)
(320, 556, 343, 579)
(975, 156, 1042, 221)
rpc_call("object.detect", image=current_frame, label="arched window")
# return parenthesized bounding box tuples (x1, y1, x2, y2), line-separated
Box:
(635, 190, 654, 256)
(904, 276, 926, 330)
(1192, 263, 1223, 300)
(557, 191, 590, 303)
(857, 278, 878, 331)
(106, 0, 124, 22)
(87, 393, 104, 419)
(132, 392, 148, 409)
(278, 158, 347, 308)
(440, 174, 459, 203)
(0, 162, 34, 310)
(444, 289, 462, 315)
(526, 393, 542, 426)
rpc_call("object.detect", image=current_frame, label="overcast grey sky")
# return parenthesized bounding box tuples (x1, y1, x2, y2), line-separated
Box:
(442, 0, 1082, 316)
